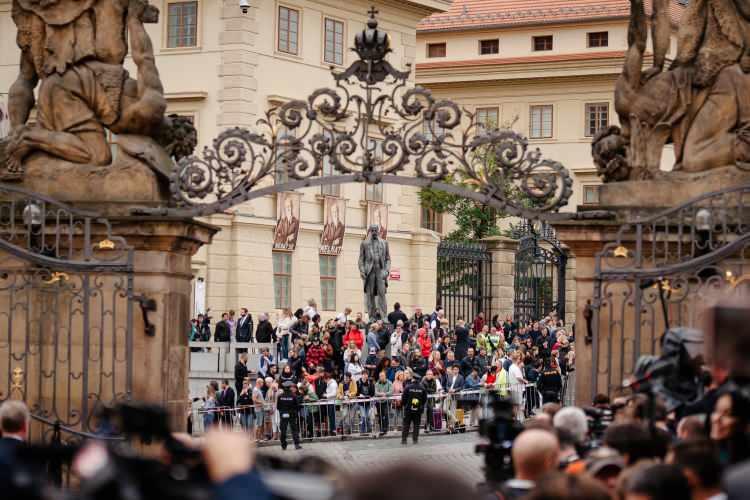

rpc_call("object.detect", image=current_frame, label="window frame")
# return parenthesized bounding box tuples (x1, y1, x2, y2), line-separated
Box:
(529, 104, 554, 139)
(479, 38, 499, 55)
(475, 106, 500, 131)
(275, 126, 296, 185)
(587, 31, 609, 48)
(319, 255, 337, 311)
(364, 138, 384, 203)
(320, 128, 341, 196)
(584, 102, 609, 137)
(532, 35, 553, 52)
(277, 4, 301, 55)
(273, 251, 292, 309)
(582, 185, 601, 205)
(420, 205, 443, 234)
(322, 16, 345, 66)
(426, 42, 447, 58)
(164, 0, 201, 50)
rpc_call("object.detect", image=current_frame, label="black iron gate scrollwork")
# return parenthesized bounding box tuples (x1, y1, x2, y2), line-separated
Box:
(437, 242, 493, 324)
(513, 221, 567, 325)
(590, 185, 750, 400)
(0, 183, 135, 440)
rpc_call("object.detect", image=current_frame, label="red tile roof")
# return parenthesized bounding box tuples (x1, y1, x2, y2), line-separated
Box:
(416, 49, 627, 69)
(417, 0, 686, 32)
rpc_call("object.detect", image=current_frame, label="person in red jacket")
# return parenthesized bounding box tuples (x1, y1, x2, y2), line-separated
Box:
(417, 326, 432, 359)
(343, 321, 364, 351)
(306, 338, 326, 369)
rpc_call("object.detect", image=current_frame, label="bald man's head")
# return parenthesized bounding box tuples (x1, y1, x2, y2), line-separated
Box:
(512, 429, 560, 481)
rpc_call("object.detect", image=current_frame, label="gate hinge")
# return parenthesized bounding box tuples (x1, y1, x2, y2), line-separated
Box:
(133, 295, 157, 337)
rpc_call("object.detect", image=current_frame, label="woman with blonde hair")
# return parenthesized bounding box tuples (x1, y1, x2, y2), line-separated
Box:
(428, 350, 445, 379)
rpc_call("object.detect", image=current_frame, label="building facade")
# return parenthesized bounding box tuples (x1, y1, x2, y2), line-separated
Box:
(416, 0, 684, 209)
(0, 0, 451, 323)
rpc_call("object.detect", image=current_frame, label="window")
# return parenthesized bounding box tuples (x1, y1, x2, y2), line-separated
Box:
(529, 105, 553, 139)
(319, 255, 337, 311)
(532, 35, 553, 51)
(427, 42, 446, 58)
(422, 117, 446, 141)
(365, 138, 384, 202)
(587, 31, 609, 48)
(321, 130, 340, 196)
(167, 1, 198, 48)
(583, 185, 601, 205)
(275, 126, 295, 184)
(479, 39, 499, 55)
(476, 107, 499, 131)
(278, 6, 300, 54)
(421, 206, 443, 233)
(585, 103, 609, 137)
(273, 252, 292, 309)
(324, 18, 344, 65)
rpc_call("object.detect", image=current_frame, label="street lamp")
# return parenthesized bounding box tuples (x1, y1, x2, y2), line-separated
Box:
(695, 208, 712, 231)
(532, 252, 546, 279)
(22, 201, 43, 253)
(239, 0, 249, 14)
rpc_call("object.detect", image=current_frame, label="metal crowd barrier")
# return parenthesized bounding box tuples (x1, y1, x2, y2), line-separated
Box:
(190, 383, 540, 440)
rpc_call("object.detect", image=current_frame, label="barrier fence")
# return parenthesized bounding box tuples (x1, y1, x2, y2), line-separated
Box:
(190, 383, 558, 440)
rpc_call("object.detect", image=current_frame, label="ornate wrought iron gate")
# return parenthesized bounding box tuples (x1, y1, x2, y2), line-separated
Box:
(436, 242, 493, 324)
(590, 185, 750, 400)
(0, 184, 135, 439)
(513, 222, 567, 325)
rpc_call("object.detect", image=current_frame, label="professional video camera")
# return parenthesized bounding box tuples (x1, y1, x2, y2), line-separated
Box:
(475, 393, 523, 486)
(583, 406, 616, 447)
(625, 326, 705, 413)
(12, 403, 335, 500)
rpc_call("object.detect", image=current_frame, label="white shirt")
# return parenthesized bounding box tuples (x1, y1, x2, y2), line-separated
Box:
(390, 331, 402, 357)
(508, 363, 524, 388)
(325, 378, 338, 399)
(304, 306, 318, 319)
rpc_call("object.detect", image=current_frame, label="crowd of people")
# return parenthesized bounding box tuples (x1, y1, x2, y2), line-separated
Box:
(191, 300, 576, 446)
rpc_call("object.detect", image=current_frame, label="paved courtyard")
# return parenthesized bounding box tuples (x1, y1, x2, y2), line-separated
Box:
(258, 432, 486, 483)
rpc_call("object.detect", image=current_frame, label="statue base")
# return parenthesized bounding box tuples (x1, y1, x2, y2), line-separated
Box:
(1, 135, 175, 215)
(599, 165, 750, 216)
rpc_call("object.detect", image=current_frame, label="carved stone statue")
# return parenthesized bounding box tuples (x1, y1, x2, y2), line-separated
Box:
(358, 224, 391, 320)
(593, 0, 750, 181)
(0, 0, 195, 201)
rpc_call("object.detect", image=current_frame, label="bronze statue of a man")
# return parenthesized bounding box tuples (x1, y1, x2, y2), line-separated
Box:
(358, 224, 391, 320)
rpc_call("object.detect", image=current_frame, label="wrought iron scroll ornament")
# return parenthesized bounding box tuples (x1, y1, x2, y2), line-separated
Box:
(171, 8, 573, 220)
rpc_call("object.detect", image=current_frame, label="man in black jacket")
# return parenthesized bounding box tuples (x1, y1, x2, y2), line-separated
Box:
(401, 377, 427, 445)
(218, 379, 236, 426)
(234, 353, 248, 396)
(0, 400, 28, 495)
(236, 308, 254, 342)
(387, 303, 408, 329)
(276, 382, 302, 450)
(255, 313, 275, 343)
(214, 312, 231, 342)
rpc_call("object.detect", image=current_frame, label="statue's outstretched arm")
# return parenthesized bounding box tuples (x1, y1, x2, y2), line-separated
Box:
(114, 0, 166, 133)
(623, 0, 647, 89)
(651, 0, 671, 72)
(8, 49, 38, 130)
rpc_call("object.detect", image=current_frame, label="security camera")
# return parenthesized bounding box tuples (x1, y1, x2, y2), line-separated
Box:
(239, 0, 249, 14)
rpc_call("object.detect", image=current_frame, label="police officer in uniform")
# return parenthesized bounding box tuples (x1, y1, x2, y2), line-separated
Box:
(401, 377, 427, 445)
(277, 381, 302, 450)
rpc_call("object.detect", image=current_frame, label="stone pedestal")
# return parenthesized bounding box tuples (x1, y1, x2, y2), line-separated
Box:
(101, 217, 219, 429)
(551, 218, 623, 406)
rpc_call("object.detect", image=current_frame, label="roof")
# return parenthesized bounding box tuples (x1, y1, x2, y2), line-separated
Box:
(417, 0, 686, 32)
